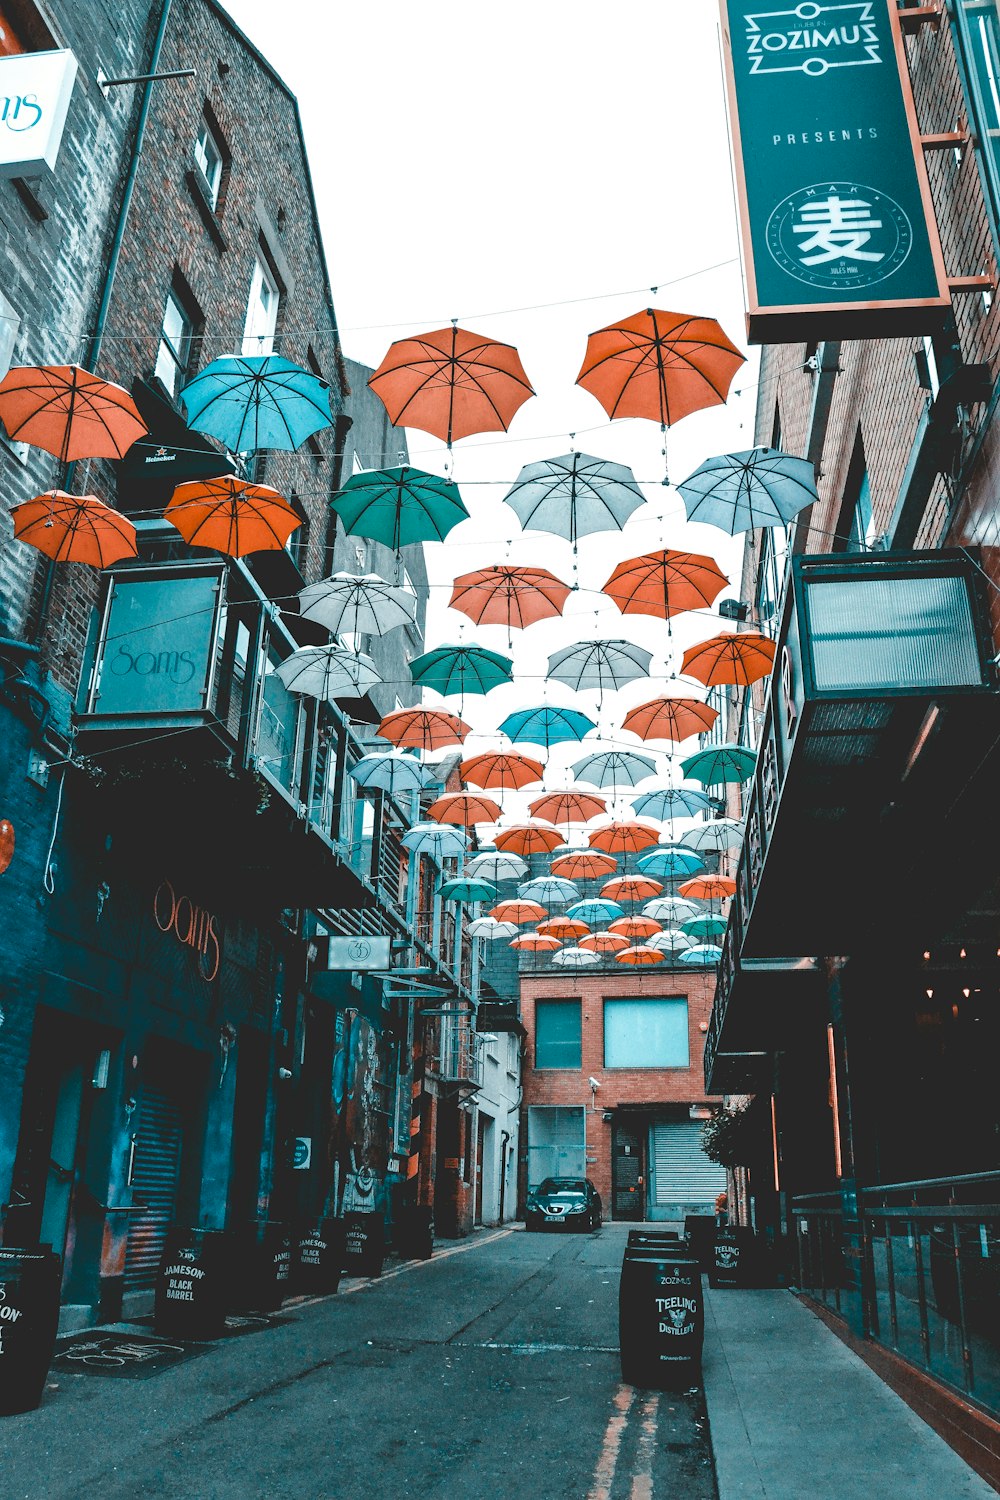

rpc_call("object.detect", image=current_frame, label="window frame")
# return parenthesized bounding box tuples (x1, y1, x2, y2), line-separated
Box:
(193, 118, 224, 211)
(602, 995, 690, 1070)
(242, 251, 280, 357)
(533, 998, 582, 1070)
(951, 1, 1000, 258)
(153, 284, 197, 400)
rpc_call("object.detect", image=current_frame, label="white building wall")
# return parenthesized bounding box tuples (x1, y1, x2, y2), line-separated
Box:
(474, 1030, 521, 1225)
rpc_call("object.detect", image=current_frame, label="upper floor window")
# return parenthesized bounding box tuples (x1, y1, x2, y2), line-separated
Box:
(242, 254, 279, 356)
(845, 469, 875, 553)
(604, 997, 689, 1069)
(154, 286, 195, 399)
(534, 999, 581, 1069)
(954, 3, 1000, 242)
(193, 119, 224, 211)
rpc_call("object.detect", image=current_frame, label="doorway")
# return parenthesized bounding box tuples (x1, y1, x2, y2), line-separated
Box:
(612, 1117, 644, 1221)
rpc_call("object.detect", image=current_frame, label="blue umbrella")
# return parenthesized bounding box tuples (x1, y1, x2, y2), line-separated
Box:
(181, 355, 333, 451)
(439, 877, 497, 904)
(518, 876, 580, 905)
(501, 451, 646, 545)
(677, 448, 818, 535)
(499, 704, 597, 751)
(350, 752, 436, 795)
(566, 897, 625, 926)
(637, 846, 705, 879)
(680, 943, 724, 967)
(571, 750, 657, 788)
(632, 787, 713, 821)
(400, 823, 468, 859)
(681, 744, 757, 787)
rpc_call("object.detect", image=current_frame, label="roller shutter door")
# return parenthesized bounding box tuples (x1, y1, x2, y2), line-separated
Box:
(124, 1088, 183, 1290)
(649, 1121, 726, 1215)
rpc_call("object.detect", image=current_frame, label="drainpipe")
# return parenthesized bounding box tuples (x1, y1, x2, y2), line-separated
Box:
(499, 1128, 510, 1222)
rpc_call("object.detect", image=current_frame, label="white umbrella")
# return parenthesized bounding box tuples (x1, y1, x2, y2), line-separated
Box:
(685, 819, 744, 854)
(469, 917, 519, 939)
(517, 876, 580, 905)
(275, 645, 381, 700)
(349, 752, 436, 795)
(648, 928, 696, 955)
(466, 851, 529, 882)
(643, 896, 701, 924)
(551, 946, 601, 968)
(298, 571, 417, 636)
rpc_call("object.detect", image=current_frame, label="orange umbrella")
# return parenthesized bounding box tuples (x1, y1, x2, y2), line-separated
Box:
(603, 549, 728, 623)
(460, 751, 544, 791)
(377, 707, 471, 752)
(0, 364, 147, 461)
(529, 790, 607, 825)
(615, 945, 666, 967)
(680, 632, 777, 687)
(425, 792, 503, 826)
(679, 875, 737, 901)
(538, 917, 590, 940)
(511, 933, 562, 952)
(164, 476, 300, 557)
(576, 309, 744, 427)
(450, 565, 571, 635)
(609, 915, 662, 941)
(621, 696, 719, 744)
(579, 931, 629, 954)
(490, 899, 548, 925)
(551, 850, 617, 880)
(494, 823, 563, 856)
(601, 875, 662, 903)
(588, 821, 660, 856)
(11, 491, 137, 567)
(368, 325, 535, 446)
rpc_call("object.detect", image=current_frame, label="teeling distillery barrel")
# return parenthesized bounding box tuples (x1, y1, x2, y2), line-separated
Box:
(342, 1212, 385, 1278)
(619, 1251, 703, 1388)
(627, 1231, 687, 1253)
(684, 1216, 716, 1273)
(154, 1227, 228, 1340)
(294, 1221, 344, 1296)
(0, 1247, 62, 1416)
(710, 1226, 757, 1288)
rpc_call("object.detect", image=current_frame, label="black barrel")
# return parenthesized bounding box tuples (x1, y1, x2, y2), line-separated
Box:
(294, 1220, 344, 1296)
(154, 1227, 228, 1340)
(684, 1215, 716, 1273)
(231, 1222, 293, 1312)
(395, 1205, 434, 1262)
(710, 1226, 757, 1288)
(0, 1246, 62, 1416)
(628, 1230, 685, 1251)
(619, 1251, 703, 1388)
(342, 1212, 385, 1277)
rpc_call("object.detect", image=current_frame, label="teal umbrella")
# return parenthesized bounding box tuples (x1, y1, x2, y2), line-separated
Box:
(680, 943, 724, 967)
(180, 354, 333, 451)
(499, 704, 597, 751)
(681, 912, 728, 940)
(566, 897, 625, 925)
(637, 846, 704, 879)
(632, 787, 713, 820)
(410, 643, 513, 698)
(681, 743, 757, 787)
(331, 466, 469, 550)
(439, 877, 497, 904)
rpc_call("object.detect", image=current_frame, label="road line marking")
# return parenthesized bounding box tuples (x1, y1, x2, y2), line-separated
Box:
(630, 1390, 660, 1500)
(586, 1383, 636, 1500)
(331, 1228, 514, 1298)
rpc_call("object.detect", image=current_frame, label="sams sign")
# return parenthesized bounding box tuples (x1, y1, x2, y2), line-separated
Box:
(0, 50, 77, 178)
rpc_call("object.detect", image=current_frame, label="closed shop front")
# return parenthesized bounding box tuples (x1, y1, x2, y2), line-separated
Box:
(527, 1105, 585, 1188)
(123, 1086, 184, 1292)
(648, 1120, 726, 1220)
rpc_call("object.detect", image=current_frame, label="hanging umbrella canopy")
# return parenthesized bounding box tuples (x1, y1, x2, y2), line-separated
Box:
(609, 915, 662, 942)
(10, 491, 137, 567)
(410, 643, 513, 698)
(632, 787, 713, 821)
(616, 945, 666, 968)
(181, 354, 332, 451)
(511, 933, 562, 952)
(439, 877, 497, 904)
(275, 646, 381, 700)
(298, 572, 417, 637)
(681, 744, 757, 787)
(502, 450, 646, 545)
(450, 565, 571, 634)
(679, 874, 737, 901)
(601, 875, 662, 903)
(0, 364, 147, 461)
(490, 899, 548, 925)
(165, 476, 301, 557)
(529, 790, 607, 826)
(349, 751, 436, 796)
(499, 705, 597, 751)
(538, 916, 590, 940)
(465, 849, 529, 882)
(332, 466, 469, 551)
(649, 928, 696, 955)
(685, 819, 744, 854)
(677, 447, 818, 534)
(546, 640, 653, 698)
(681, 913, 729, 940)
(572, 749, 657, 789)
(460, 751, 544, 791)
(469, 916, 519, 939)
(518, 876, 580, 906)
(552, 946, 601, 969)
(603, 549, 728, 622)
(680, 631, 776, 687)
(566, 897, 625, 926)
(680, 944, 724, 967)
(550, 850, 617, 880)
(588, 820, 660, 856)
(579, 931, 630, 954)
(368, 325, 535, 446)
(637, 846, 705, 880)
(494, 823, 563, 856)
(644, 896, 702, 924)
(377, 707, 470, 752)
(575, 309, 745, 427)
(425, 792, 503, 826)
(401, 822, 469, 859)
(621, 696, 718, 744)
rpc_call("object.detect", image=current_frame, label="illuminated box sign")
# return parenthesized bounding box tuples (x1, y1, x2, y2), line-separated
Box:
(0, 49, 78, 178)
(720, 1, 951, 341)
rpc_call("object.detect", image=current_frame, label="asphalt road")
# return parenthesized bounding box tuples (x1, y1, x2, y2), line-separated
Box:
(5, 1223, 717, 1500)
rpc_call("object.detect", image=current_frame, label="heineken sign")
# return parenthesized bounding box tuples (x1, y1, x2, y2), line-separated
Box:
(721, 0, 951, 341)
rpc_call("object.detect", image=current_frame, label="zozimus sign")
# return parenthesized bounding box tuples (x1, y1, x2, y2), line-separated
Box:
(720, 1, 951, 340)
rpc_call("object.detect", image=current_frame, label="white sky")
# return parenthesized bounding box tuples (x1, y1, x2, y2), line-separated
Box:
(221, 1, 759, 820)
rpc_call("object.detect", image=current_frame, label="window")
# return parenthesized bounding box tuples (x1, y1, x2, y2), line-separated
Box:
(193, 119, 224, 211)
(534, 1000, 581, 1069)
(603, 997, 689, 1069)
(756, 525, 790, 628)
(837, 431, 877, 554)
(242, 253, 279, 356)
(154, 287, 195, 399)
(954, 2, 1000, 247)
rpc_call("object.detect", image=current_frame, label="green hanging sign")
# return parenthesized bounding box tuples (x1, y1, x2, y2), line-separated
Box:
(720, 0, 952, 341)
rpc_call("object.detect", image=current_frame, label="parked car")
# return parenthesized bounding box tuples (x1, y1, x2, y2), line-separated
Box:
(525, 1178, 603, 1232)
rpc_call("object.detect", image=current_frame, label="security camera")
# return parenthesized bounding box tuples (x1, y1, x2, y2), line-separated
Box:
(588, 1076, 601, 1091)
